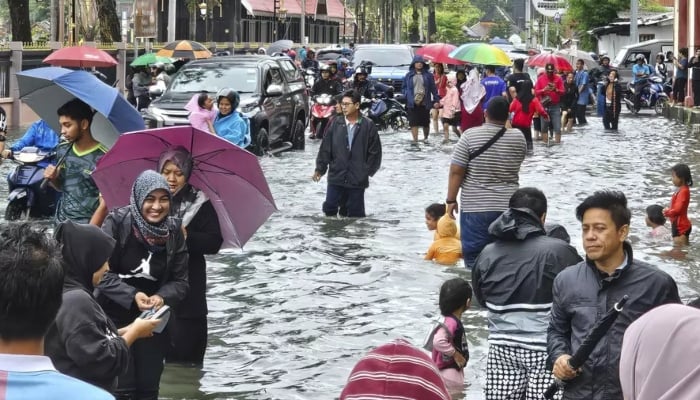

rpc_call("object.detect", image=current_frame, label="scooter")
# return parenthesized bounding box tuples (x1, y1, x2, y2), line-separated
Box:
(5, 146, 57, 220)
(361, 93, 408, 132)
(309, 93, 336, 139)
(304, 68, 316, 90)
(623, 75, 669, 115)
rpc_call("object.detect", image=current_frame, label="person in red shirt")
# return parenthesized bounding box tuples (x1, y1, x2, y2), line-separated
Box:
(509, 80, 548, 154)
(664, 163, 693, 246)
(432, 63, 448, 135)
(534, 63, 565, 144)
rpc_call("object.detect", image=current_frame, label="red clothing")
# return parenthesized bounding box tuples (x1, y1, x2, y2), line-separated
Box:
(509, 97, 548, 128)
(434, 72, 448, 98)
(460, 101, 483, 132)
(535, 73, 565, 105)
(664, 185, 691, 235)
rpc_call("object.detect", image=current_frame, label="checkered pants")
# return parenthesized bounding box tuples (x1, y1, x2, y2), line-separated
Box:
(485, 344, 560, 400)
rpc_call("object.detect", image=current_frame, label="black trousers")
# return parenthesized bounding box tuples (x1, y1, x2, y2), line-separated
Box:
(515, 126, 533, 150)
(115, 332, 167, 400)
(693, 80, 700, 106)
(166, 315, 208, 366)
(603, 108, 620, 130)
(322, 184, 366, 217)
(674, 77, 687, 102)
(575, 104, 587, 124)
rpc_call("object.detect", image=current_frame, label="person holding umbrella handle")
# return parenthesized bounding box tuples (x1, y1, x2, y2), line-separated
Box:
(43, 99, 108, 225)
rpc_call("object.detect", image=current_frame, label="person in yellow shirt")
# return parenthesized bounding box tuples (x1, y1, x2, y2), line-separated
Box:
(425, 214, 463, 265)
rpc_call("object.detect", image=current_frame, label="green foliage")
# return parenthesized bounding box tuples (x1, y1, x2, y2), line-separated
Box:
(489, 19, 511, 39)
(403, 0, 482, 43)
(566, 0, 628, 51)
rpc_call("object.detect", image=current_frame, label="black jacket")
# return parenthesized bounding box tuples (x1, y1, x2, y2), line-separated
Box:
(599, 81, 623, 116)
(312, 78, 342, 96)
(473, 208, 581, 350)
(315, 115, 382, 189)
(547, 243, 680, 400)
(353, 79, 375, 99)
(97, 207, 189, 325)
(177, 198, 223, 318)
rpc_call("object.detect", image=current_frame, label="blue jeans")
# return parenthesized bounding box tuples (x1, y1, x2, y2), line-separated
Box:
(596, 83, 605, 116)
(461, 211, 503, 269)
(322, 184, 366, 217)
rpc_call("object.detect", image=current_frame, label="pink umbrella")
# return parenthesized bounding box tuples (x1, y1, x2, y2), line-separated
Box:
(44, 45, 118, 68)
(92, 126, 277, 248)
(415, 43, 466, 65)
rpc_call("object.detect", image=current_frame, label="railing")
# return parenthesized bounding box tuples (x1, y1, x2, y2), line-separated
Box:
(0, 40, 339, 52)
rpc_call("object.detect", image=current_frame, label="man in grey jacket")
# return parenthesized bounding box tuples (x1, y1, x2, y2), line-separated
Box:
(473, 187, 581, 400)
(547, 190, 680, 400)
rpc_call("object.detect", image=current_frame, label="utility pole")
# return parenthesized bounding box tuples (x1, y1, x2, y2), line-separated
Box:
(301, 0, 306, 44)
(525, 0, 531, 48)
(630, 0, 638, 44)
(167, 0, 176, 42)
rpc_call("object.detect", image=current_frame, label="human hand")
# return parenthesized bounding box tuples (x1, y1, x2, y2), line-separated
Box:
(43, 165, 58, 180)
(553, 354, 580, 380)
(129, 317, 160, 339)
(181, 225, 188, 239)
(134, 292, 151, 311)
(312, 171, 322, 182)
(1, 149, 11, 159)
(453, 352, 467, 369)
(447, 202, 458, 219)
(433, 102, 441, 109)
(148, 294, 165, 310)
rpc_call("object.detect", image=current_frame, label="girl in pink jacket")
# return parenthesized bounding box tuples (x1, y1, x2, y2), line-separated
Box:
(439, 75, 461, 144)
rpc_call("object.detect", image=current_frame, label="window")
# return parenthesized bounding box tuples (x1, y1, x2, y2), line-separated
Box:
(638, 34, 655, 42)
(279, 59, 300, 81)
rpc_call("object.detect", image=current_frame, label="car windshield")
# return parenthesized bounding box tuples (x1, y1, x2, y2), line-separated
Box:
(169, 65, 258, 94)
(613, 49, 627, 67)
(352, 48, 413, 67)
(318, 51, 343, 61)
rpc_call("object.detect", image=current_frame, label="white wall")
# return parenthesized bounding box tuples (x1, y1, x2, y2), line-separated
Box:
(596, 23, 673, 57)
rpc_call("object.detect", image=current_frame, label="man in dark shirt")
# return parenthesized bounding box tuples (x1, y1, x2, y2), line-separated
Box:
(506, 59, 532, 102)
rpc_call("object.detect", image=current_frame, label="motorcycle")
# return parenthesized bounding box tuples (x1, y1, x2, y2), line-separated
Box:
(304, 68, 316, 90)
(310, 93, 336, 139)
(361, 93, 408, 132)
(623, 75, 669, 115)
(5, 146, 57, 220)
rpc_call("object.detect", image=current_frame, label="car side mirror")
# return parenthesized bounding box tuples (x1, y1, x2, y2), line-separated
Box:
(149, 86, 164, 98)
(266, 84, 283, 96)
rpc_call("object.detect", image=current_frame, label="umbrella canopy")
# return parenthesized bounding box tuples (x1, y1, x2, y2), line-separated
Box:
(448, 43, 512, 66)
(16, 67, 144, 148)
(43, 45, 118, 68)
(268, 40, 294, 56)
(92, 126, 277, 248)
(157, 40, 212, 59)
(415, 43, 466, 65)
(131, 52, 174, 67)
(489, 37, 510, 45)
(554, 48, 598, 70)
(527, 53, 574, 73)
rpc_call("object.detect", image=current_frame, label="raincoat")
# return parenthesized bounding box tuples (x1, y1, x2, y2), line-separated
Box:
(439, 76, 460, 120)
(213, 111, 250, 149)
(184, 94, 217, 133)
(425, 214, 462, 265)
(402, 55, 440, 109)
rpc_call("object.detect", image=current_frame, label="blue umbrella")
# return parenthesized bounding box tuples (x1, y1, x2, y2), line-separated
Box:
(16, 67, 144, 148)
(490, 37, 510, 45)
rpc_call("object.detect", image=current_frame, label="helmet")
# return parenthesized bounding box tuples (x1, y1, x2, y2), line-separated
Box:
(354, 66, 368, 76)
(338, 57, 349, 65)
(635, 54, 645, 61)
(151, 62, 165, 70)
(216, 88, 240, 111)
(0, 107, 6, 133)
(258, 47, 266, 55)
(320, 64, 332, 73)
(288, 50, 297, 58)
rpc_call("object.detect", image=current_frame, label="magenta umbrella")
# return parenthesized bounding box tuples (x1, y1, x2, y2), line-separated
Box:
(92, 126, 277, 248)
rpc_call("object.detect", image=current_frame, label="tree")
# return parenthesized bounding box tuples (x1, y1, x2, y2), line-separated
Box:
(433, 6, 481, 44)
(7, 0, 32, 42)
(566, 0, 627, 50)
(95, 0, 121, 43)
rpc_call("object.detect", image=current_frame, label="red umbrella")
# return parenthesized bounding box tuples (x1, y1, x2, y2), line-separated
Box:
(527, 53, 573, 73)
(415, 43, 467, 65)
(44, 46, 117, 68)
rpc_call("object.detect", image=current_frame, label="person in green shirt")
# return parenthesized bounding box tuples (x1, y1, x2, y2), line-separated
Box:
(43, 99, 107, 225)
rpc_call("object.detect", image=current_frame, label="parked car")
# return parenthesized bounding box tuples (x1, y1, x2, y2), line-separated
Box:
(316, 46, 351, 65)
(142, 55, 309, 155)
(350, 44, 414, 96)
(612, 39, 673, 89)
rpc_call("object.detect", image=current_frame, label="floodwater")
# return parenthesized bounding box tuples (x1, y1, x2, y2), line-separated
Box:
(3, 109, 700, 400)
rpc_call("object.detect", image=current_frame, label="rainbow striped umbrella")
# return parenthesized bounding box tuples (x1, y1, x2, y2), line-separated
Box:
(448, 43, 512, 66)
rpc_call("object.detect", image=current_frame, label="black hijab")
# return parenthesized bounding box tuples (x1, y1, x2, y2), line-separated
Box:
(54, 220, 116, 293)
(517, 80, 535, 113)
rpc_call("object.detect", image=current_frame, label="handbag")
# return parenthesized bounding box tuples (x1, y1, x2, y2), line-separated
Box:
(414, 90, 425, 105)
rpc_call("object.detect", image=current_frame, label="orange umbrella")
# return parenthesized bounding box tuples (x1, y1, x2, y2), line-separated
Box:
(44, 45, 117, 68)
(157, 40, 212, 59)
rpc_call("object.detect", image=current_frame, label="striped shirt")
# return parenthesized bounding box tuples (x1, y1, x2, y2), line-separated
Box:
(451, 122, 526, 212)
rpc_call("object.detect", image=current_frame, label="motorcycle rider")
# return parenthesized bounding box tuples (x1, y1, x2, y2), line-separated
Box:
(352, 66, 375, 99)
(302, 49, 320, 73)
(338, 58, 352, 80)
(632, 54, 653, 111)
(150, 62, 171, 91)
(312, 64, 342, 97)
(0, 119, 60, 168)
(590, 55, 612, 117)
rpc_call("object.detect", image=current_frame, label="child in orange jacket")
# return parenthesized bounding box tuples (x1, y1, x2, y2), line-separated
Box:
(425, 214, 462, 265)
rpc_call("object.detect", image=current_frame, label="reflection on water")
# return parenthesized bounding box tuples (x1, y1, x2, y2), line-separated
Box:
(4, 112, 700, 399)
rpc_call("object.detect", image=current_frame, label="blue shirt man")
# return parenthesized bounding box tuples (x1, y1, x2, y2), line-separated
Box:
(481, 66, 507, 107)
(1, 119, 60, 167)
(575, 64, 590, 106)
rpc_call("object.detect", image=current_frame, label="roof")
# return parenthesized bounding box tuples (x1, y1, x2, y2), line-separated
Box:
(589, 12, 674, 36)
(244, 0, 354, 21)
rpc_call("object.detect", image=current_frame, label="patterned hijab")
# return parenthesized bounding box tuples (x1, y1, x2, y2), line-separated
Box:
(157, 146, 194, 182)
(129, 170, 171, 248)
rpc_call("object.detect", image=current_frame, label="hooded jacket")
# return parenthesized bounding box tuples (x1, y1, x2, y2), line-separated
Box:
(547, 242, 680, 400)
(45, 221, 129, 392)
(402, 55, 440, 109)
(620, 304, 700, 400)
(425, 214, 462, 265)
(96, 207, 189, 326)
(315, 115, 382, 189)
(472, 208, 581, 351)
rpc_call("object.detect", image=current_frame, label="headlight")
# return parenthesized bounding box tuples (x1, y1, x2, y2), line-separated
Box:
(240, 103, 259, 118)
(147, 106, 166, 120)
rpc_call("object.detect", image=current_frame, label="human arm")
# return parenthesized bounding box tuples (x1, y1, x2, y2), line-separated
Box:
(663, 187, 689, 218)
(534, 77, 547, 96)
(8, 123, 39, 153)
(533, 98, 549, 120)
(154, 221, 190, 308)
(547, 277, 576, 379)
(313, 125, 333, 180)
(215, 117, 250, 148)
(185, 200, 223, 255)
(446, 163, 466, 218)
(555, 76, 565, 96)
(89, 194, 108, 226)
(366, 126, 382, 177)
(577, 73, 588, 94)
(425, 242, 437, 260)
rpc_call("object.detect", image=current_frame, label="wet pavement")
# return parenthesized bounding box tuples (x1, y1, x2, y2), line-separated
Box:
(3, 109, 700, 399)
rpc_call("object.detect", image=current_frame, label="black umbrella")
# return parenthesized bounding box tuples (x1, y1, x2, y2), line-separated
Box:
(543, 295, 629, 400)
(268, 40, 294, 56)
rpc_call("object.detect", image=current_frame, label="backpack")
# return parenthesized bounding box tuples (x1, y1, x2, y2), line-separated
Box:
(422, 319, 451, 352)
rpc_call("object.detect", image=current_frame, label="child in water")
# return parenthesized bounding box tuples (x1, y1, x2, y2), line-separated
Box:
(431, 278, 471, 390)
(663, 163, 693, 246)
(425, 214, 463, 265)
(425, 203, 446, 238)
(646, 204, 672, 241)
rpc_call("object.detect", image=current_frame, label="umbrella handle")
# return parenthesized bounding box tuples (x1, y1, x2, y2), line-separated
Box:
(542, 378, 563, 399)
(40, 142, 72, 190)
(614, 295, 629, 311)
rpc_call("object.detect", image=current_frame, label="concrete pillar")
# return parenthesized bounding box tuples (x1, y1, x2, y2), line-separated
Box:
(168, 0, 176, 42)
(116, 42, 128, 94)
(688, 0, 696, 106)
(9, 42, 22, 130)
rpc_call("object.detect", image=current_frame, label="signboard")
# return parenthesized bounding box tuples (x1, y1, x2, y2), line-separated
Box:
(532, 0, 566, 18)
(133, 0, 157, 38)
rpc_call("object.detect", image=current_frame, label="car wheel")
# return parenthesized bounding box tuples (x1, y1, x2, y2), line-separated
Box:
(252, 127, 270, 156)
(291, 119, 306, 150)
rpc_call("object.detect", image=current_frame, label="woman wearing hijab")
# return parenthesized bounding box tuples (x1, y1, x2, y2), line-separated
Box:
(185, 91, 217, 134)
(509, 80, 548, 154)
(459, 69, 485, 132)
(45, 221, 159, 393)
(213, 88, 251, 148)
(620, 303, 700, 400)
(158, 147, 223, 366)
(96, 170, 188, 400)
